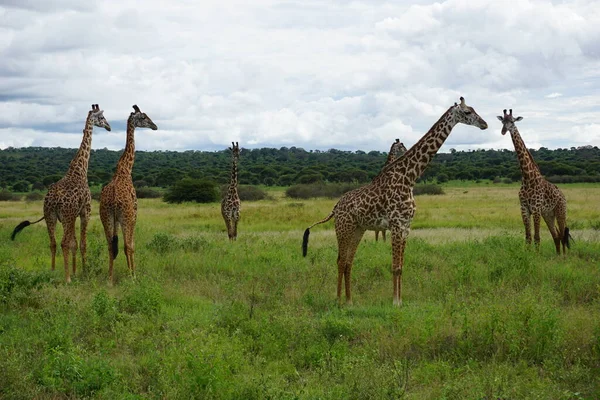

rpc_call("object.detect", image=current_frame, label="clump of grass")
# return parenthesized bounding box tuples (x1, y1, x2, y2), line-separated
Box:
(413, 184, 444, 195)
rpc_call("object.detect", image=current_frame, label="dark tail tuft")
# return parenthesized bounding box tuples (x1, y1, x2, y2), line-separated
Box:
(112, 235, 119, 259)
(11, 221, 31, 240)
(563, 227, 573, 249)
(302, 228, 310, 257)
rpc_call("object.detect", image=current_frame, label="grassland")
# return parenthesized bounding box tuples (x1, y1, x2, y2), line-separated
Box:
(1, 183, 599, 399)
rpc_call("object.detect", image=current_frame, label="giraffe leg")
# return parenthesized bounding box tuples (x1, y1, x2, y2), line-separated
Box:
(336, 229, 364, 305)
(79, 201, 91, 272)
(375, 230, 379, 242)
(100, 209, 116, 284)
(542, 213, 560, 255)
(520, 201, 531, 246)
(224, 218, 232, 241)
(122, 216, 136, 278)
(382, 230, 386, 243)
(391, 226, 408, 307)
(232, 219, 239, 241)
(61, 218, 77, 283)
(533, 213, 541, 251)
(556, 207, 568, 255)
(45, 214, 58, 271)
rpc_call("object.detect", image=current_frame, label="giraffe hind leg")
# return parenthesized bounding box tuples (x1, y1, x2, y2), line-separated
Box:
(336, 229, 364, 306)
(46, 214, 58, 271)
(542, 213, 560, 255)
(61, 218, 77, 283)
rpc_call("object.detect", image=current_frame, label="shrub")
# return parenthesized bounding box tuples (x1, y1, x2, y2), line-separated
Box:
(502, 178, 513, 184)
(11, 180, 29, 192)
(91, 191, 101, 201)
(164, 178, 218, 203)
(220, 185, 271, 201)
(25, 192, 44, 202)
(413, 184, 444, 195)
(136, 187, 162, 199)
(285, 183, 360, 199)
(42, 174, 63, 188)
(0, 190, 20, 201)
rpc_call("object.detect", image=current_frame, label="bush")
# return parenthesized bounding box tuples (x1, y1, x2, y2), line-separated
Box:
(25, 192, 44, 202)
(220, 185, 271, 201)
(136, 187, 162, 199)
(0, 190, 20, 201)
(11, 180, 29, 192)
(285, 183, 359, 199)
(413, 184, 444, 195)
(164, 178, 218, 203)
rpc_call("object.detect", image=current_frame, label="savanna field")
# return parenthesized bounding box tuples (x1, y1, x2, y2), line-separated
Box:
(1, 183, 600, 399)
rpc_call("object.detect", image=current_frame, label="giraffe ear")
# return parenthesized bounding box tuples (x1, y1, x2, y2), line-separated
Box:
(496, 116, 504, 121)
(515, 116, 523, 122)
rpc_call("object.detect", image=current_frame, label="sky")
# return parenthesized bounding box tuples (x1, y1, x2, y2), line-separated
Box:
(0, 0, 599, 153)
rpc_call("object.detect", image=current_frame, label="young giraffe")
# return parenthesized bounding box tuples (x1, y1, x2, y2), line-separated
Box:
(100, 105, 157, 284)
(374, 138, 408, 242)
(497, 109, 570, 254)
(11, 104, 111, 282)
(221, 141, 241, 241)
(303, 97, 488, 306)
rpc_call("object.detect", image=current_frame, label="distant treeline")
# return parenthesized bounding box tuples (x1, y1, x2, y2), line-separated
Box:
(1, 145, 599, 191)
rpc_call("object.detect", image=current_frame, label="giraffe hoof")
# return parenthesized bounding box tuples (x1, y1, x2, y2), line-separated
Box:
(393, 298, 402, 307)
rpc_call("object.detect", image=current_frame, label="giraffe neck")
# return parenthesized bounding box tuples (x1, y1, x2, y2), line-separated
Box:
(115, 119, 136, 177)
(66, 112, 93, 180)
(379, 107, 455, 186)
(510, 126, 543, 184)
(228, 154, 239, 191)
(384, 148, 396, 165)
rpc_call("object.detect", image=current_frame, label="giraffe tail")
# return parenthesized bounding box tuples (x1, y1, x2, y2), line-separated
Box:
(11, 216, 45, 240)
(562, 227, 573, 249)
(112, 235, 119, 259)
(302, 212, 334, 257)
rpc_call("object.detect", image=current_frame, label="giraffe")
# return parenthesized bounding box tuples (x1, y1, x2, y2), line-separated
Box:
(221, 141, 241, 241)
(100, 105, 157, 284)
(497, 109, 570, 254)
(11, 104, 111, 282)
(303, 97, 488, 306)
(374, 138, 408, 242)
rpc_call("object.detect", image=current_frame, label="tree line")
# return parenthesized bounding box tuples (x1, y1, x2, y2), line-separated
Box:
(1, 145, 599, 192)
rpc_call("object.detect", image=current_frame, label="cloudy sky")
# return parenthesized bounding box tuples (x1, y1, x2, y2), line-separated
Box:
(0, 0, 598, 153)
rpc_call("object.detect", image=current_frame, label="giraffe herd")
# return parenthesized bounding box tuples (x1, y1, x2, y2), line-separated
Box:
(10, 98, 571, 306)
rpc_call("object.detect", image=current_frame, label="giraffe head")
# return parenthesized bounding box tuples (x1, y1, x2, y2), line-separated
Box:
(229, 141, 240, 158)
(89, 104, 111, 131)
(390, 138, 408, 157)
(496, 109, 523, 135)
(129, 105, 158, 130)
(451, 97, 488, 130)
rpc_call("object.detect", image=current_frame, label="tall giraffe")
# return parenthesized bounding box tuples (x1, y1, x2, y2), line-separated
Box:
(11, 104, 111, 282)
(303, 97, 488, 306)
(221, 141, 241, 241)
(375, 138, 408, 242)
(100, 105, 157, 284)
(497, 109, 570, 254)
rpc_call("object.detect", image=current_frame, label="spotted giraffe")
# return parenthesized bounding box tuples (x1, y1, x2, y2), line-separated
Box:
(303, 97, 488, 306)
(221, 142, 241, 241)
(11, 104, 111, 282)
(375, 138, 408, 242)
(100, 105, 157, 284)
(497, 109, 570, 254)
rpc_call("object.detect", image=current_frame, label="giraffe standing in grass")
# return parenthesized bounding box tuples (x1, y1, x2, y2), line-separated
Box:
(375, 138, 408, 242)
(11, 104, 111, 282)
(221, 142, 241, 241)
(100, 105, 157, 284)
(497, 109, 570, 254)
(303, 97, 488, 306)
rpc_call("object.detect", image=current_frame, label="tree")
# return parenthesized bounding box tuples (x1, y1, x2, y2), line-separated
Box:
(164, 178, 218, 203)
(11, 181, 30, 192)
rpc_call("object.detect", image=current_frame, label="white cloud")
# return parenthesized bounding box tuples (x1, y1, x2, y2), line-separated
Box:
(0, 0, 598, 153)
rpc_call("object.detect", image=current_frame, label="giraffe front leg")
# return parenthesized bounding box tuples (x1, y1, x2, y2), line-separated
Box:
(100, 210, 116, 284)
(61, 219, 77, 283)
(375, 230, 380, 242)
(391, 226, 408, 307)
(46, 215, 58, 271)
(382, 230, 386, 243)
(520, 203, 531, 246)
(79, 202, 91, 272)
(122, 216, 136, 279)
(533, 213, 541, 251)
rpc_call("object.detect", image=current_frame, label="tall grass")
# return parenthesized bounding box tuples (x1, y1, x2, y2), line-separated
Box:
(0, 184, 599, 399)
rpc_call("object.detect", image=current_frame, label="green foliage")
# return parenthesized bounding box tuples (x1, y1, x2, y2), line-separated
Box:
(285, 183, 360, 199)
(135, 187, 162, 199)
(164, 178, 218, 203)
(25, 191, 45, 201)
(0, 190, 20, 201)
(11, 180, 29, 192)
(220, 185, 271, 201)
(413, 184, 444, 195)
(0, 264, 53, 306)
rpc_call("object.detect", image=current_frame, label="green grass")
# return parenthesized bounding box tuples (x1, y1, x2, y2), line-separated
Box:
(1, 184, 599, 399)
